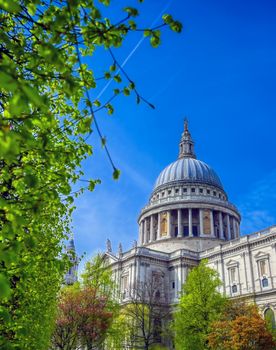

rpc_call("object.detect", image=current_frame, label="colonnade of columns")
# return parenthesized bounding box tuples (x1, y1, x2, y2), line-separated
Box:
(139, 208, 239, 245)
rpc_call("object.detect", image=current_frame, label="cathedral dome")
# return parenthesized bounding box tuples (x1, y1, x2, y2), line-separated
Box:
(154, 157, 223, 190)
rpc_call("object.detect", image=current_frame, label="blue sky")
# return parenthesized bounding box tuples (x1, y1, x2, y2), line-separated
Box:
(71, 0, 276, 266)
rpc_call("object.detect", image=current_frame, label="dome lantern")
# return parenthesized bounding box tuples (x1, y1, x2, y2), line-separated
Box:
(179, 119, 196, 159)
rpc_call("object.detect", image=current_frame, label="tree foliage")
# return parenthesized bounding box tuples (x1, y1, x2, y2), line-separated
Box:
(174, 260, 226, 350)
(51, 285, 114, 350)
(208, 301, 276, 350)
(0, 1, 181, 349)
(52, 254, 119, 350)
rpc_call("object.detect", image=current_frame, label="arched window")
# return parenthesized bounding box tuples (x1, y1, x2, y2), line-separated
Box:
(265, 308, 276, 330)
(232, 284, 237, 294)
(262, 277, 269, 288)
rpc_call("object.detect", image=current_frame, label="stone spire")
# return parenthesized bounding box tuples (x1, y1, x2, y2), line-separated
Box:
(178, 119, 196, 159)
(64, 236, 78, 285)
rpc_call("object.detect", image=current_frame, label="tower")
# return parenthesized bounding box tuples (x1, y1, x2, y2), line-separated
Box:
(138, 120, 240, 250)
(64, 238, 78, 285)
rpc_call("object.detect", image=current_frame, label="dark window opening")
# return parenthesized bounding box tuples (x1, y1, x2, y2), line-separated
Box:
(232, 284, 237, 293)
(183, 226, 189, 237)
(191, 188, 195, 193)
(183, 188, 187, 193)
(175, 188, 179, 193)
(172, 282, 175, 289)
(199, 188, 203, 193)
(213, 191, 216, 196)
(192, 225, 198, 236)
(262, 277, 269, 288)
(207, 189, 210, 194)
(174, 227, 178, 237)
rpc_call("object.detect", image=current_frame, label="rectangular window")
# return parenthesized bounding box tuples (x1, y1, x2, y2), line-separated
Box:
(229, 267, 236, 282)
(183, 226, 189, 236)
(199, 188, 203, 193)
(191, 188, 195, 193)
(172, 282, 175, 289)
(122, 275, 128, 290)
(260, 260, 267, 276)
(192, 225, 198, 236)
(183, 188, 187, 193)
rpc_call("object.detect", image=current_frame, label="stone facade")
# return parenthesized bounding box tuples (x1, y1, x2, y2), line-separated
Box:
(104, 120, 276, 338)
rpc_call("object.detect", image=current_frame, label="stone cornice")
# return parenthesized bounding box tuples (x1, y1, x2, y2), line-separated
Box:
(138, 196, 240, 222)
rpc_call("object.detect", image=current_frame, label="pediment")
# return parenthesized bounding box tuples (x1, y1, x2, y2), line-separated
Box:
(254, 251, 269, 260)
(226, 259, 239, 267)
(103, 252, 119, 264)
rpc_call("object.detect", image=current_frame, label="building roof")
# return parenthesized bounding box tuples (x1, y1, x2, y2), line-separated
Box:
(153, 120, 224, 191)
(154, 157, 223, 190)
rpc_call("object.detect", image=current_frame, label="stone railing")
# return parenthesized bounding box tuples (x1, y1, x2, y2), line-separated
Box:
(200, 226, 276, 258)
(140, 195, 239, 214)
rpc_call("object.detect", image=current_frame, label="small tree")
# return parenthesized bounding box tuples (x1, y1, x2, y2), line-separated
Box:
(122, 274, 170, 350)
(174, 260, 226, 350)
(51, 285, 114, 350)
(208, 301, 276, 350)
(52, 255, 119, 350)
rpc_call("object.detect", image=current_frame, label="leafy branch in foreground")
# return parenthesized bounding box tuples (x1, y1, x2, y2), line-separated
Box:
(0, 1, 181, 349)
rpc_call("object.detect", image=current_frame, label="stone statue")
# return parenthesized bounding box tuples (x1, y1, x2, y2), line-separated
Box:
(118, 243, 123, 257)
(133, 239, 137, 250)
(106, 239, 112, 252)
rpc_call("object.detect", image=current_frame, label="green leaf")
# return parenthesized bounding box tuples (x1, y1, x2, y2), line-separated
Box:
(123, 87, 130, 96)
(105, 72, 111, 79)
(128, 20, 137, 30)
(150, 36, 160, 48)
(0, 274, 11, 299)
(114, 74, 122, 83)
(110, 64, 116, 72)
(101, 137, 106, 147)
(0, 0, 21, 13)
(112, 168, 120, 180)
(162, 14, 173, 24)
(94, 100, 101, 107)
(24, 174, 38, 188)
(106, 104, 114, 115)
(144, 30, 151, 37)
(124, 7, 139, 17)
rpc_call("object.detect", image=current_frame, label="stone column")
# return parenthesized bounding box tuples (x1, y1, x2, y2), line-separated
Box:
(210, 210, 215, 236)
(219, 212, 224, 239)
(175, 265, 178, 299)
(177, 209, 182, 237)
(188, 208, 193, 237)
(157, 213, 161, 239)
(141, 221, 145, 244)
(139, 222, 142, 245)
(233, 217, 237, 238)
(144, 219, 148, 244)
(167, 210, 172, 237)
(226, 214, 231, 240)
(199, 209, 204, 236)
(150, 215, 154, 242)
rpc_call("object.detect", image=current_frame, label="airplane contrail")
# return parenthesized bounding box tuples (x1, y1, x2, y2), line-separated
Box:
(96, 1, 172, 100)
